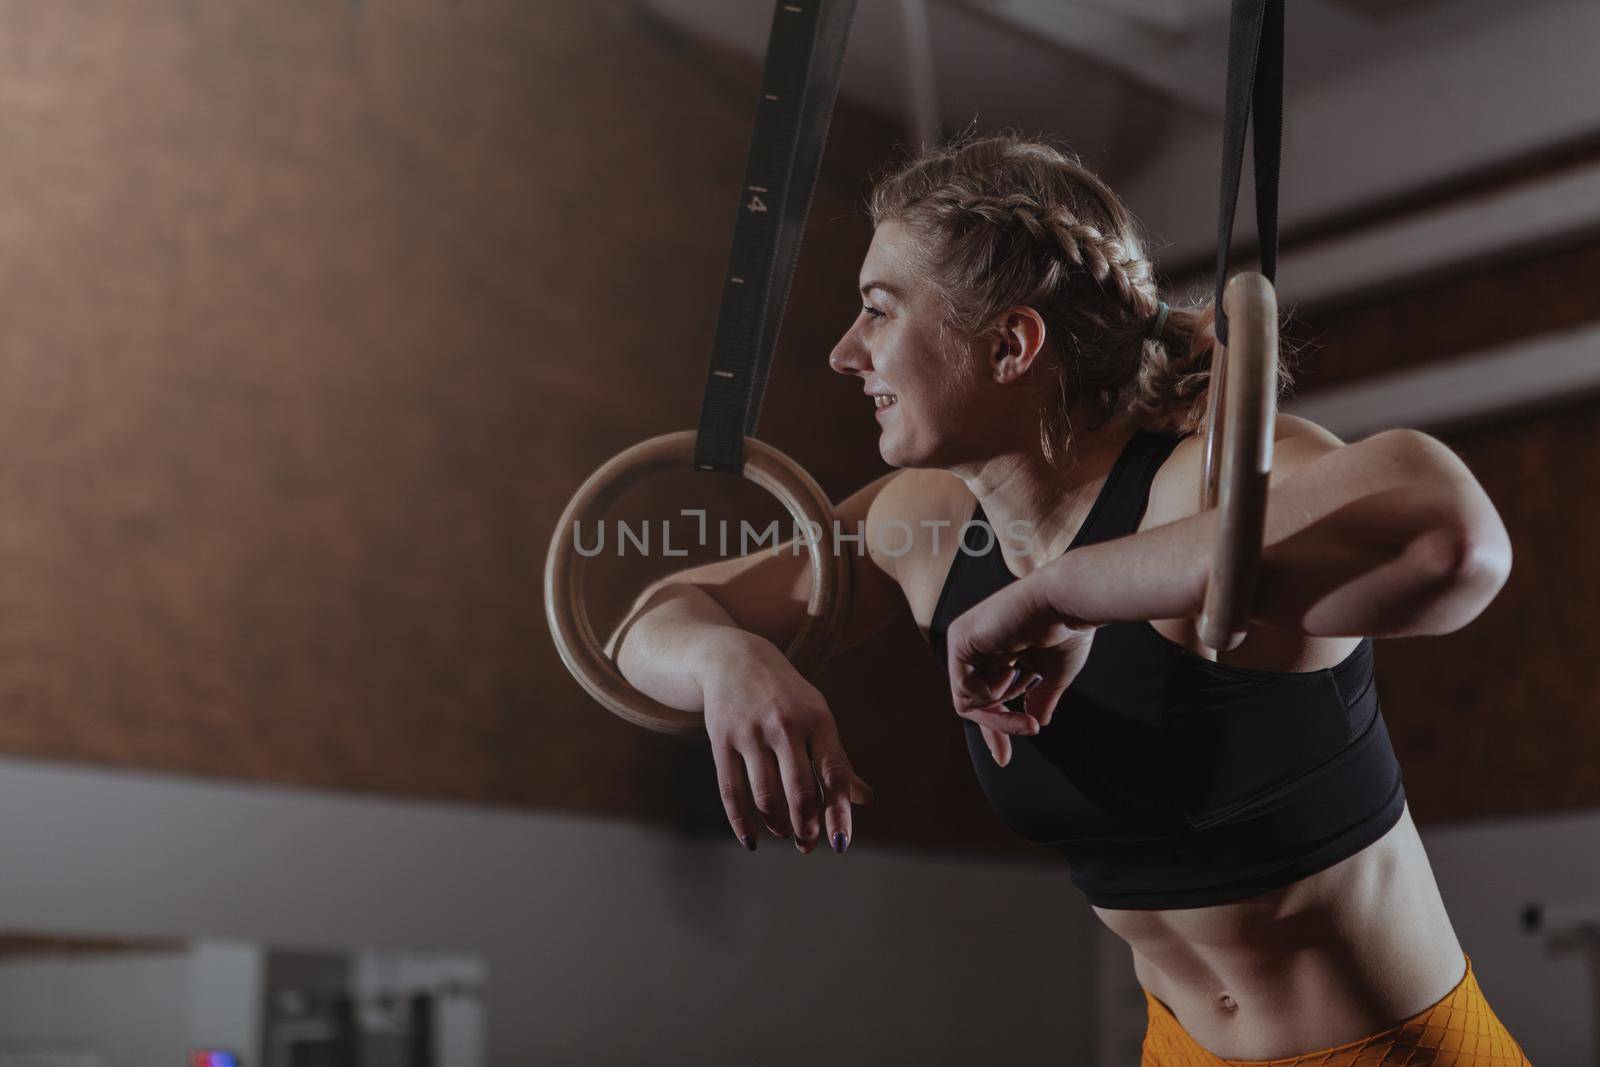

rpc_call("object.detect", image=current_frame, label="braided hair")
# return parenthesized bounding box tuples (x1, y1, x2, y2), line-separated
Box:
(866, 133, 1293, 465)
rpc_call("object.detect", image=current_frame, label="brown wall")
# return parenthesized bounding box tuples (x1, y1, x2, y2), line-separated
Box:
(0, 0, 1590, 855)
(1289, 239, 1600, 824)
(0, 0, 1013, 850)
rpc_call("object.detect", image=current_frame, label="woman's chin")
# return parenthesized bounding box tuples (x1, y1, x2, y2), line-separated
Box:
(878, 432, 929, 469)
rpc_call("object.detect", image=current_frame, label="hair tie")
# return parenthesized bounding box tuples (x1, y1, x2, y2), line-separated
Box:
(1148, 300, 1171, 341)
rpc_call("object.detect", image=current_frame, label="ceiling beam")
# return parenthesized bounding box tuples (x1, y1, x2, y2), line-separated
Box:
(955, 0, 1225, 114)
(1123, 0, 1600, 264)
(1169, 156, 1600, 312)
(1284, 319, 1600, 441)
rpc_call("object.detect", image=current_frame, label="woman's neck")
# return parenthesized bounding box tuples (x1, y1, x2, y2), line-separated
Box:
(951, 414, 1141, 578)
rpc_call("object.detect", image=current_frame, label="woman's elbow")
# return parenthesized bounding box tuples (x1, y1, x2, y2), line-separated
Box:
(603, 577, 687, 660)
(1409, 518, 1513, 635)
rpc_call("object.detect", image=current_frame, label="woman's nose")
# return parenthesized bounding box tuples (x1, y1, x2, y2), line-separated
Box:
(829, 328, 866, 376)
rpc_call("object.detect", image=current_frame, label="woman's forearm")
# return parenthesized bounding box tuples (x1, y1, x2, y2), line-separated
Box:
(1035, 432, 1512, 639)
(605, 582, 771, 713)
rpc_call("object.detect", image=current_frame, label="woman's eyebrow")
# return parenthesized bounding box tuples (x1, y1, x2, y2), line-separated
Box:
(859, 280, 903, 299)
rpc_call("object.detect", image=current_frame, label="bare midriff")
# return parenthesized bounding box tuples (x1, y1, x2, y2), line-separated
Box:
(1095, 801, 1465, 1060)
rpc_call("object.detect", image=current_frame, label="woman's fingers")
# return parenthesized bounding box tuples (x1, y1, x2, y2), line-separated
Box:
(773, 736, 823, 851)
(809, 718, 874, 805)
(950, 655, 1031, 717)
(716, 715, 873, 856)
(710, 737, 762, 849)
(808, 728, 862, 854)
(964, 704, 1042, 736)
(954, 664, 1048, 736)
(847, 769, 875, 806)
(980, 725, 1013, 767)
(1024, 675, 1070, 727)
(1023, 635, 1094, 725)
(742, 743, 792, 839)
(998, 668, 1042, 705)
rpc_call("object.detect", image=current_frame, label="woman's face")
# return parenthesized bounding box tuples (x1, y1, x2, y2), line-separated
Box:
(828, 221, 1000, 469)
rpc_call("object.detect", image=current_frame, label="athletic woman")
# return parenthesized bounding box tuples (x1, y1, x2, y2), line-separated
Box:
(607, 134, 1532, 1064)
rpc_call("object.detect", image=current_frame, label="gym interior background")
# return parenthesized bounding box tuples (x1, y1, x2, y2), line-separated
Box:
(0, 0, 1595, 1063)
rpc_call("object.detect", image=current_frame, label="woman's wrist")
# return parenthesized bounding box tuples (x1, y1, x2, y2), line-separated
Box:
(693, 624, 777, 669)
(1031, 551, 1100, 630)
(687, 626, 783, 703)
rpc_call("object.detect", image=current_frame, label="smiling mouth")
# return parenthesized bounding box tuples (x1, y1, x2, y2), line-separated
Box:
(874, 394, 898, 409)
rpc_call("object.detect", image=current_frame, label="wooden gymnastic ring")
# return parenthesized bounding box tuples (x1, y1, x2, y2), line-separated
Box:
(544, 431, 851, 736)
(1198, 272, 1278, 652)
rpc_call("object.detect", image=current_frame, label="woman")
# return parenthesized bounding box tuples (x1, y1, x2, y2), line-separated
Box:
(607, 134, 1531, 1064)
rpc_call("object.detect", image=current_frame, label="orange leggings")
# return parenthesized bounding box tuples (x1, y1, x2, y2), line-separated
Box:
(1141, 954, 1533, 1066)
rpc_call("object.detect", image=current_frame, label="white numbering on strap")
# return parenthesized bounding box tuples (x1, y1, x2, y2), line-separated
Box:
(746, 194, 768, 214)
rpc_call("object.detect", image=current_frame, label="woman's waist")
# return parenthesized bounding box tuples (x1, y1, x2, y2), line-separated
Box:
(1101, 804, 1466, 1058)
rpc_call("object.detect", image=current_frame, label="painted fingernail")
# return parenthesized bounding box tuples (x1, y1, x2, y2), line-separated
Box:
(740, 833, 755, 852)
(832, 831, 848, 853)
(1025, 675, 1042, 691)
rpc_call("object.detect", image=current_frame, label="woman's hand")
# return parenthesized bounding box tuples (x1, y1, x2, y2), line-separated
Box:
(700, 631, 875, 854)
(945, 578, 1097, 767)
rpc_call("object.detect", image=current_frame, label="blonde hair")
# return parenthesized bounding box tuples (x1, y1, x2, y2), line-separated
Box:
(866, 132, 1293, 464)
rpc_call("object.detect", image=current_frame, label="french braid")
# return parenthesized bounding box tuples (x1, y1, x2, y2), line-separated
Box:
(951, 193, 1161, 321)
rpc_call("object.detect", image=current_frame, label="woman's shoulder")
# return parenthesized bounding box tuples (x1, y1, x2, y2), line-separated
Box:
(865, 467, 977, 561)
(863, 467, 977, 631)
(1141, 415, 1363, 672)
(1143, 414, 1345, 531)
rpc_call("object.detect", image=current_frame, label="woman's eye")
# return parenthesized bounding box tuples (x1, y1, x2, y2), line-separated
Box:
(861, 305, 884, 319)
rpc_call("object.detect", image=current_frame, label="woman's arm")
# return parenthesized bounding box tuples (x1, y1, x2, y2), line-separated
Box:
(1039, 418, 1513, 639)
(598, 468, 913, 854)
(603, 468, 911, 712)
(943, 418, 1514, 739)
(604, 583, 773, 713)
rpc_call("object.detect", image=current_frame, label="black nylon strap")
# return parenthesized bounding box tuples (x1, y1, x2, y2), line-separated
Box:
(693, 0, 856, 473)
(1212, 0, 1284, 346)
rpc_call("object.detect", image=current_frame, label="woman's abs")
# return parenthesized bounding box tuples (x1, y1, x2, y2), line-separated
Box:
(1097, 802, 1466, 1060)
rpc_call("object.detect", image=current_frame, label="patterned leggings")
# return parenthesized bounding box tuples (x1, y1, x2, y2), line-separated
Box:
(1141, 954, 1533, 1066)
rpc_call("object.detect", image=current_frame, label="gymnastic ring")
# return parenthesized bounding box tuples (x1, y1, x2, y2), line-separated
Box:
(1197, 272, 1278, 652)
(544, 430, 851, 736)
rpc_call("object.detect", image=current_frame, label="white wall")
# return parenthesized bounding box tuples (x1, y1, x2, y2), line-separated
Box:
(1421, 809, 1600, 1066)
(188, 940, 262, 1060)
(0, 757, 1099, 1066)
(0, 939, 259, 1066)
(0, 951, 187, 1064)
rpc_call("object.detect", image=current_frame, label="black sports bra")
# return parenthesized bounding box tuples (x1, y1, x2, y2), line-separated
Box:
(927, 428, 1406, 910)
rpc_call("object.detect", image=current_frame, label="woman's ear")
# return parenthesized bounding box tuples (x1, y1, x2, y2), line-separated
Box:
(989, 306, 1049, 383)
